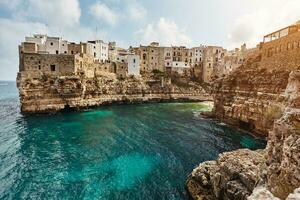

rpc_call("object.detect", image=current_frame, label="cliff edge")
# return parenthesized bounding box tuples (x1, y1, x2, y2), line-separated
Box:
(186, 64, 300, 199)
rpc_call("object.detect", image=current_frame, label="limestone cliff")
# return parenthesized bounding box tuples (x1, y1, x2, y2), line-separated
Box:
(186, 70, 300, 199)
(17, 71, 211, 113)
(212, 56, 294, 136)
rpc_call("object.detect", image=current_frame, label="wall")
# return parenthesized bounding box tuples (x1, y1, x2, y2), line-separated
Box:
(127, 55, 140, 76)
(21, 53, 75, 75)
(259, 31, 300, 71)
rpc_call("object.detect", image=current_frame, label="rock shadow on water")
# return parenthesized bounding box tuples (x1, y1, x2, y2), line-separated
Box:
(80, 110, 113, 118)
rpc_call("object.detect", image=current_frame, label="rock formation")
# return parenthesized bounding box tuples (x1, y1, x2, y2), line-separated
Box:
(17, 71, 211, 113)
(187, 62, 300, 199)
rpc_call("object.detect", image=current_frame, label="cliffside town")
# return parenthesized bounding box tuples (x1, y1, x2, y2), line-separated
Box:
(187, 21, 300, 200)
(17, 31, 249, 112)
(16, 18, 300, 200)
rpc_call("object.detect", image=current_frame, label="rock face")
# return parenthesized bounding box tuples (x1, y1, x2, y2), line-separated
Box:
(212, 57, 292, 136)
(187, 63, 300, 199)
(187, 149, 267, 200)
(17, 71, 211, 113)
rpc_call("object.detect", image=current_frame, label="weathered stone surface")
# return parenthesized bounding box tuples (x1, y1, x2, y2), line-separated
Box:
(247, 186, 280, 200)
(17, 72, 212, 113)
(187, 66, 300, 199)
(286, 188, 300, 200)
(186, 149, 266, 200)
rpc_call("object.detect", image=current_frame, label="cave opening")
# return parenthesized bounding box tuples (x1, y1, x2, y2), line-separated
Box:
(239, 120, 255, 131)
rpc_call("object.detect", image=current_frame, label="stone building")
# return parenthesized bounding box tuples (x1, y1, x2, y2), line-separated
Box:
(259, 20, 300, 70)
(223, 44, 247, 75)
(108, 41, 117, 62)
(24, 34, 68, 54)
(164, 47, 172, 69)
(86, 40, 109, 63)
(202, 46, 226, 82)
(127, 54, 140, 76)
(19, 35, 133, 79)
(68, 42, 86, 55)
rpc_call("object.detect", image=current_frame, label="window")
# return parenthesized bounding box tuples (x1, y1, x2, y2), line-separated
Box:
(38, 61, 41, 64)
(50, 65, 56, 71)
(38, 65, 41, 70)
(94, 52, 96, 57)
(64, 51, 67, 54)
(50, 42, 53, 46)
(143, 53, 147, 60)
(62, 44, 64, 46)
(56, 50, 59, 54)
(71, 50, 74, 54)
(151, 57, 153, 60)
(133, 59, 136, 63)
(176, 63, 178, 66)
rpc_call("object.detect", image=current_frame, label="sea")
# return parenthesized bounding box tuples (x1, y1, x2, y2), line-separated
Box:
(0, 81, 266, 200)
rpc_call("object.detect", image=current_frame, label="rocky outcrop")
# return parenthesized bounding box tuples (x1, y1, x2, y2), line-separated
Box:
(17, 71, 211, 113)
(212, 56, 298, 136)
(266, 71, 300, 199)
(187, 65, 300, 199)
(187, 149, 267, 200)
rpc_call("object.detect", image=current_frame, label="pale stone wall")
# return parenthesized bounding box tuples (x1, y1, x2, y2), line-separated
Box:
(127, 55, 140, 76)
(21, 53, 75, 75)
(259, 31, 300, 71)
(21, 42, 38, 53)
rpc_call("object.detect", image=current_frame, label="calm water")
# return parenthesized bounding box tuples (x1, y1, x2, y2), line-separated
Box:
(0, 81, 266, 200)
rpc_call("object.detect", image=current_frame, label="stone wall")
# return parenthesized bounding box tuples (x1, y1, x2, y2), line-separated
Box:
(21, 53, 75, 75)
(260, 31, 300, 71)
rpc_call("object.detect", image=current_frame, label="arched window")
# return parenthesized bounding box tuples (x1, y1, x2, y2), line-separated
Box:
(143, 53, 147, 60)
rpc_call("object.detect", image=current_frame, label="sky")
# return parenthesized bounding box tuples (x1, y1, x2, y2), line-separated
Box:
(0, 0, 300, 80)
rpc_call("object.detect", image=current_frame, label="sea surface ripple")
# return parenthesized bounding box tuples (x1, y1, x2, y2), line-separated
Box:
(0, 81, 266, 200)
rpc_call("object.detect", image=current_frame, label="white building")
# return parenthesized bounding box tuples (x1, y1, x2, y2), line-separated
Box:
(127, 54, 140, 76)
(189, 46, 204, 66)
(171, 61, 190, 74)
(86, 40, 109, 62)
(164, 47, 172, 68)
(25, 34, 68, 54)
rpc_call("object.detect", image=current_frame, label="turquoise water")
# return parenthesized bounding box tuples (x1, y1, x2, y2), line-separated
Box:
(0, 81, 266, 200)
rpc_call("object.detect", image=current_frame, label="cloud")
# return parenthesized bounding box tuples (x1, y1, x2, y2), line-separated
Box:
(0, 18, 48, 80)
(27, 0, 81, 28)
(0, 0, 22, 10)
(125, 0, 147, 21)
(136, 18, 192, 46)
(90, 2, 118, 26)
(227, 0, 300, 48)
(0, 0, 108, 80)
